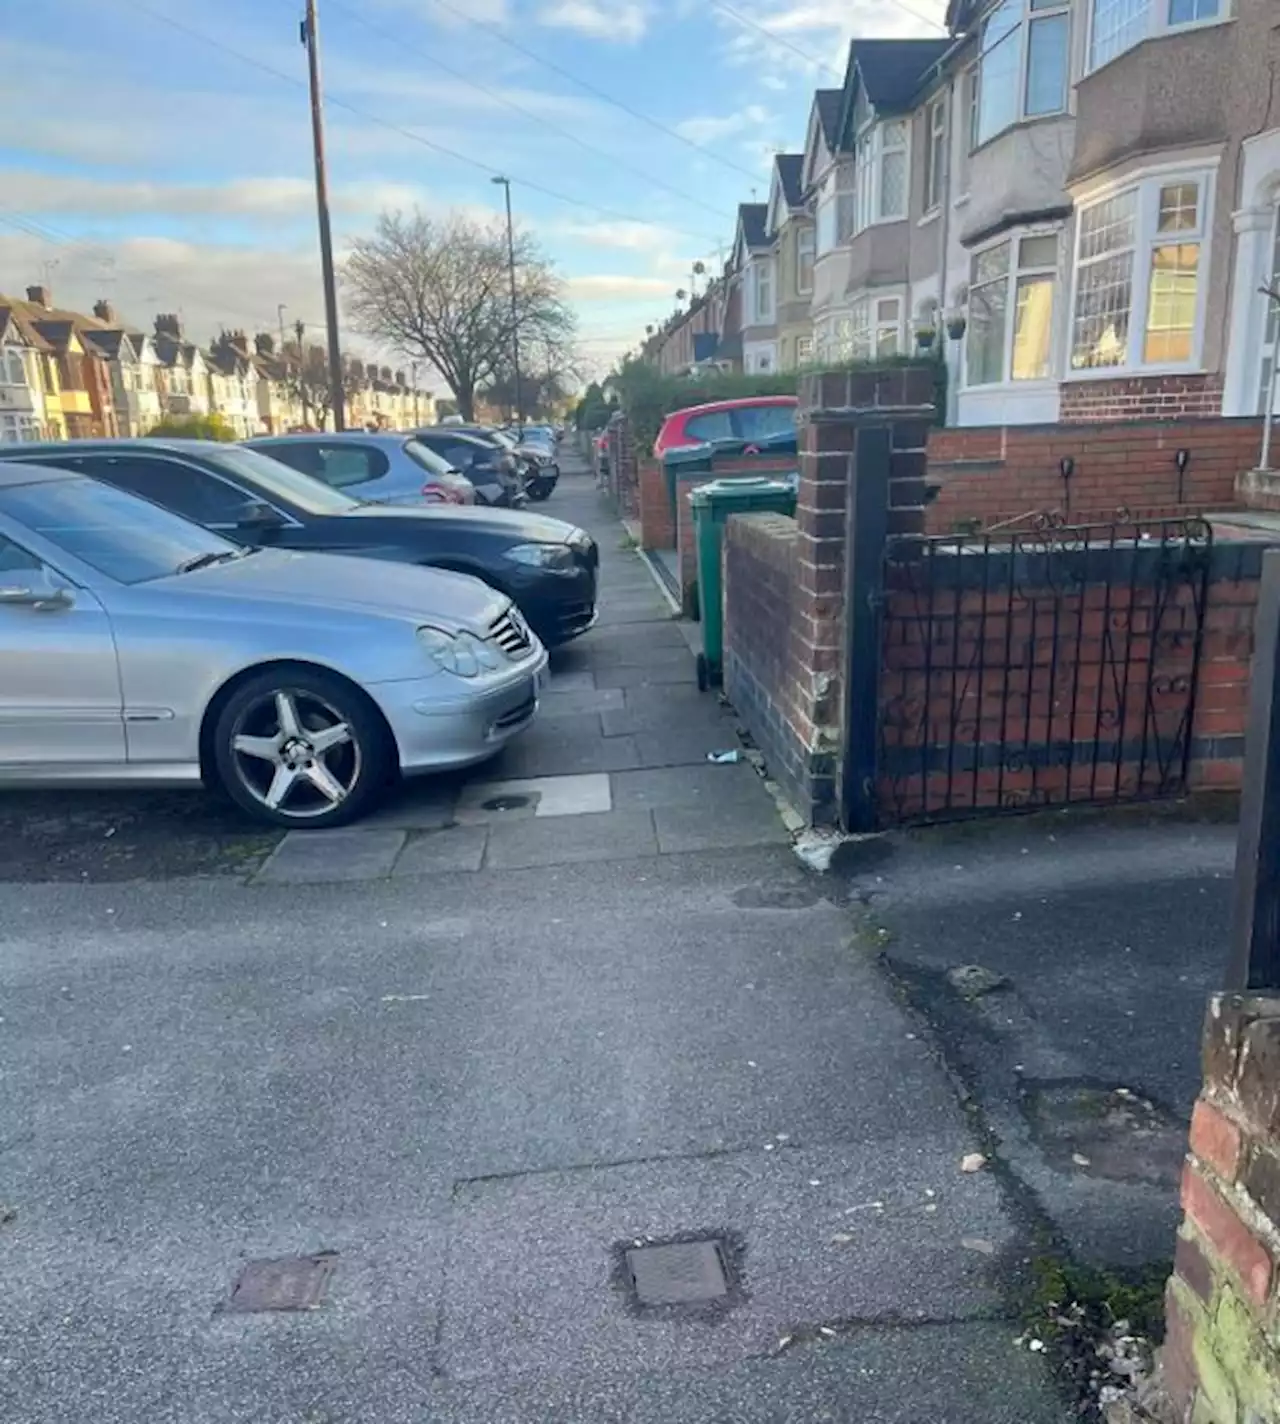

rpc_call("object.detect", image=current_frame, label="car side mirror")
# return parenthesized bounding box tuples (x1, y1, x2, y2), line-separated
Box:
(236, 500, 284, 531)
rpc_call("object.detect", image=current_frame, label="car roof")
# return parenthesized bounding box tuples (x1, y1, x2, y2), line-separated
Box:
(11, 437, 231, 457)
(246, 431, 410, 447)
(667, 396, 798, 421)
(414, 428, 491, 446)
(0, 459, 81, 488)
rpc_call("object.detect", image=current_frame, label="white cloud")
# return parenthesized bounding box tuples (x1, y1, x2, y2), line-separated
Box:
(537, 0, 649, 40)
(673, 104, 774, 146)
(712, 0, 947, 75)
(566, 274, 679, 301)
(554, 220, 690, 253)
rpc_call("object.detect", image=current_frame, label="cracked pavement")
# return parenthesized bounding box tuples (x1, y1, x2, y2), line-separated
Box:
(0, 459, 1067, 1422)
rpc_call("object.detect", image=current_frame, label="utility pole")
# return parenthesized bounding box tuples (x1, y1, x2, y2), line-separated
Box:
(301, 0, 345, 431)
(491, 175, 522, 433)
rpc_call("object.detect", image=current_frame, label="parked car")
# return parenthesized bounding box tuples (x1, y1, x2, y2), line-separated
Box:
(6, 441, 599, 647)
(410, 428, 525, 507)
(0, 461, 547, 828)
(244, 432, 474, 506)
(652, 396, 798, 458)
(431, 425, 559, 502)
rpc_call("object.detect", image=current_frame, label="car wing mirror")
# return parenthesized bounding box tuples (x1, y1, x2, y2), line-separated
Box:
(236, 500, 284, 530)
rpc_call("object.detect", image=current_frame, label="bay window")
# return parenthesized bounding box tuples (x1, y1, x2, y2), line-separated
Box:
(1070, 173, 1210, 372)
(975, 0, 1069, 148)
(854, 121, 909, 232)
(967, 231, 1059, 386)
(1089, 0, 1222, 72)
(1, 348, 27, 387)
(816, 168, 854, 254)
(754, 258, 774, 323)
(797, 228, 815, 294)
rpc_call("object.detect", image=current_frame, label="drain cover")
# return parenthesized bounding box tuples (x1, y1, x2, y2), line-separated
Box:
(226, 1253, 337, 1313)
(480, 793, 533, 812)
(626, 1239, 729, 1306)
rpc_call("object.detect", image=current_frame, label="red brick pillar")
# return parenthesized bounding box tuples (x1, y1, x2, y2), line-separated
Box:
(1160, 995, 1280, 1423)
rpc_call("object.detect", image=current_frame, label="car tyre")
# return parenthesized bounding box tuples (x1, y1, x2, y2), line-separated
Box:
(212, 667, 392, 829)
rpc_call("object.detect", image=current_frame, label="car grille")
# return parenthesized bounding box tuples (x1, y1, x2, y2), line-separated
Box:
(492, 694, 537, 732)
(489, 606, 533, 658)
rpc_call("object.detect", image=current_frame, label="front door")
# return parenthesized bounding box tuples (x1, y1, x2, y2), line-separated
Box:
(0, 530, 125, 771)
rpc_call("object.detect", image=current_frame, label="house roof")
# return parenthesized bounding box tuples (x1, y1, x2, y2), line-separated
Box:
(854, 37, 951, 109)
(738, 202, 770, 250)
(80, 328, 134, 362)
(0, 305, 53, 352)
(30, 319, 78, 354)
(814, 88, 843, 149)
(774, 153, 804, 208)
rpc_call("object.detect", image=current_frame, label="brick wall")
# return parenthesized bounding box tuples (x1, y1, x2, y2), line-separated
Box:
(1060, 372, 1226, 424)
(637, 457, 671, 551)
(605, 414, 638, 520)
(721, 365, 936, 825)
(925, 417, 1263, 533)
(875, 538, 1263, 823)
(1160, 994, 1280, 1424)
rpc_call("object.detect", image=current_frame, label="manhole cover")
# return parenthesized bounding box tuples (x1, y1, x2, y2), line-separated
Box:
(225, 1252, 337, 1313)
(480, 794, 533, 812)
(626, 1239, 729, 1306)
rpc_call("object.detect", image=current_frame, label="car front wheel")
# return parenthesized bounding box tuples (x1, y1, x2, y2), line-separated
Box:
(212, 668, 392, 828)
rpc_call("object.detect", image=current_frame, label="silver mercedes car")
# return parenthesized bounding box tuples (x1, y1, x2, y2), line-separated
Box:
(0, 462, 548, 828)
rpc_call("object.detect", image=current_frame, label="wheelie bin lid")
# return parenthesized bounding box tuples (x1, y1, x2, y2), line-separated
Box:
(690, 476, 796, 507)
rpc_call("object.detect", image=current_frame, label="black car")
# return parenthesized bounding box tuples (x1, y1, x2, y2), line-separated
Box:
(9, 441, 598, 646)
(419, 425, 558, 501)
(410, 429, 524, 505)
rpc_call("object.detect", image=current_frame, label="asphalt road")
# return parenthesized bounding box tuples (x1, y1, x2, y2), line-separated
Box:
(0, 462, 1068, 1422)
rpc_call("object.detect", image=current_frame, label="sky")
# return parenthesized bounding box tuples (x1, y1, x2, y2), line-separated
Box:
(0, 0, 946, 391)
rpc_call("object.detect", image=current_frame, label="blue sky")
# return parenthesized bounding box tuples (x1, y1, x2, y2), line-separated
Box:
(0, 0, 943, 386)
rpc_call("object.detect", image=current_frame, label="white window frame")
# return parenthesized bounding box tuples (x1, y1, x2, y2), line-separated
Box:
(924, 96, 948, 213)
(974, 0, 1071, 149)
(842, 293, 904, 361)
(0, 347, 27, 387)
(1066, 165, 1216, 379)
(854, 120, 910, 234)
(797, 228, 815, 295)
(796, 335, 814, 366)
(1087, 0, 1228, 75)
(964, 228, 1061, 388)
(753, 257, 774, 324)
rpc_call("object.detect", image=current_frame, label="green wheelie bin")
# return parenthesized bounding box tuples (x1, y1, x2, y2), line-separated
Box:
(689, 475, 797, 691)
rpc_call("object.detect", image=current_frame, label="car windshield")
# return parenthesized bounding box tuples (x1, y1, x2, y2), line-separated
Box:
(0, 476, 240, 584)
(204, 444, 361, 514)
(402, 439, 454, 476)
(483, 429, 517, 449)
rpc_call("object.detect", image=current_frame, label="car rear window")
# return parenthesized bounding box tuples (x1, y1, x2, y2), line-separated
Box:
(735, 404, 797, 441)
(682, 411, 736, 443)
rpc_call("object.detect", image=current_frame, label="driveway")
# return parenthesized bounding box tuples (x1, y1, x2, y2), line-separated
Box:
(0, 458, 1067, 1422)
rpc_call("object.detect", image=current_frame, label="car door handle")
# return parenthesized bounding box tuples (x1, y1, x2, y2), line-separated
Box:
(0, 584, 73, 610)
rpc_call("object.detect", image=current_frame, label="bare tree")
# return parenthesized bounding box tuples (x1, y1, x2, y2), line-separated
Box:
(283, 342, 364, 430)
(344, 210, 576, 421)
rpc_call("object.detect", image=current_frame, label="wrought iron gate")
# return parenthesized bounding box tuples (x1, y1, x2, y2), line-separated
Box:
(875, 515, 1213, 825)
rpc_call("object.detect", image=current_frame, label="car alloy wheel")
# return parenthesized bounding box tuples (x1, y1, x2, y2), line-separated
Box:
(213, 669, 389, 828)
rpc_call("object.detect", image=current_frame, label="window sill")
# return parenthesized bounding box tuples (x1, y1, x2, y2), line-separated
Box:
(1061, 361, 1206, 382)
(918, 208, 942, 229)
(962, 378, 1059, 394)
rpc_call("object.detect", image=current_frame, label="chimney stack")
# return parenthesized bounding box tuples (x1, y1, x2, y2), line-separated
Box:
(154, 313, 183, 340)
(255, 333, 275, 357)
(26, 285, 51, 309)
(93, 300, 118, 324)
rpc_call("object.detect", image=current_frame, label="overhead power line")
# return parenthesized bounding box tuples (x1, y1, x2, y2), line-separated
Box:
(424, 0, 767, 183)
(104, 0, 726, 247)
(710, 2, 847, 77)
(324, 0, 737, 225)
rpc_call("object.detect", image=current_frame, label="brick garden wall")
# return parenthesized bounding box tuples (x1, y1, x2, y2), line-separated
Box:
(925, 417, 1263, 533)
(1161, 995, 1280, 1423)
(876, 539, 1263, 823)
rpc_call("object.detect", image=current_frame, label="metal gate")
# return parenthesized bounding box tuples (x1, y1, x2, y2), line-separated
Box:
(875, 515, 1213, 824)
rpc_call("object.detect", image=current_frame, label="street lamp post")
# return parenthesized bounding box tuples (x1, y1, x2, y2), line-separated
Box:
(491, 175, 522, 433)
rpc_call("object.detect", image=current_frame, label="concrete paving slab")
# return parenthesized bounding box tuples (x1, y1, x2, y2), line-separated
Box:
(456, 773, 613, 822)
(254, 828, 407, 884)
(484, 810, 659, 870)
(539, 687, 625, 717)
(362, 780, 461, 831)
(633, 729, 741, 767)
(653, 802, 789, 853)
(393, 825, 489, 876)
(595, 664, 699, 689)
(493, 729, 641, 779)
(612, 763, 773, 811)
(442, 1138, 1019, 1382)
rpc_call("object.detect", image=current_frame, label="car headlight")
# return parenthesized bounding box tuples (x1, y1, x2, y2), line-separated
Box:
(417, 626, 503, 677)
(503, 542, 575, 570)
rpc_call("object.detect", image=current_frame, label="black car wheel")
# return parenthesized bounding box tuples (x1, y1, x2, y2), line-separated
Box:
(212, 668, 392, 828)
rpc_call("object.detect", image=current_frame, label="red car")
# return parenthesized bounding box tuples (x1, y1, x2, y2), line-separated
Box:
(653, 395, 798, 458)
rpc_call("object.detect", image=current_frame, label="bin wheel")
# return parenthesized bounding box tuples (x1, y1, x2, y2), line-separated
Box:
(696, 653, 710, 692)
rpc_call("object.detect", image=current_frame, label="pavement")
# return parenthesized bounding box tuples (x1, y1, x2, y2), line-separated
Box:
(0, 456, 1069, 1423)
(830, 811, 1237, 1272)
